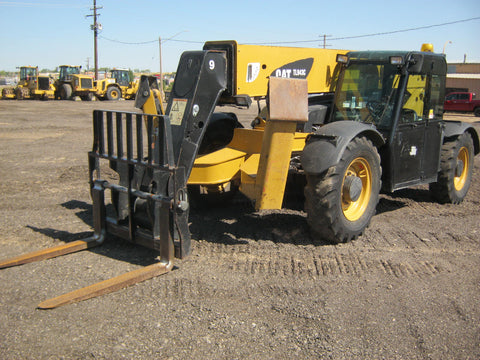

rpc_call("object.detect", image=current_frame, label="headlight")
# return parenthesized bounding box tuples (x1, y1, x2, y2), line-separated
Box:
(336, 54, 348, 64)
(389, 56, 404, 65)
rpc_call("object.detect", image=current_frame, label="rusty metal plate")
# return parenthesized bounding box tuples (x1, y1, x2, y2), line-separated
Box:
(268, 77, 308, 122)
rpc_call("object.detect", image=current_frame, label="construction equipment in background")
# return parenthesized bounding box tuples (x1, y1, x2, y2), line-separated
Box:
(94, 68, 139, 100)
(1, 66, 55, 100)
(1, 41, 478, 309)
(54, 65, 96, 100)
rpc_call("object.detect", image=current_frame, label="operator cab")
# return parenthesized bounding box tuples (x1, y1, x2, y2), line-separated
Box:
(59, 65, 81, 81)
(330, 49, 447, 191)
(111, 69, 130, 87)
(20, 66, 37, 81)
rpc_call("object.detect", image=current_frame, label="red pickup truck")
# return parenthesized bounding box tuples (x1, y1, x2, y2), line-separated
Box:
(444, 92, 480, 117)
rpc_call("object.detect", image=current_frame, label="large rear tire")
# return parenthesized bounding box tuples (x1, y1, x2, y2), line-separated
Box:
(304, 136, 381, 244)
(15, 87, 24, 100)
(429, 132, 474, 204)
(60, 84, 72, 100)
(106, 86, 121, 101)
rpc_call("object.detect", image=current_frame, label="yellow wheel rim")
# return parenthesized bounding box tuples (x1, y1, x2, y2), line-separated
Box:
(342, 157, 372, 222)
(454, 147, 469, 191)
(112, 90, 118, 98)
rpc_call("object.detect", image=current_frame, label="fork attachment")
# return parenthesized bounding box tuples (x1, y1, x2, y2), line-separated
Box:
(89, 49, 228, 260)
(0, 49, 228, 308)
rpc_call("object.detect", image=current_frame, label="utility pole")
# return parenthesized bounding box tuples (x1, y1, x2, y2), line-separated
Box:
(87, 0, 102, 80)
(321, 34, 332, 49)
(159, 37, 164, 99)
(157, 32, 187, 101)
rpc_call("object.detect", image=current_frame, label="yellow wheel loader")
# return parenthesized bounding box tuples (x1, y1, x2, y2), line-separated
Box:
(95, 68, 139, 100)
(1, 41, 478, 309)
(54, 65, 96, 100)
(1, 66, 54, 100)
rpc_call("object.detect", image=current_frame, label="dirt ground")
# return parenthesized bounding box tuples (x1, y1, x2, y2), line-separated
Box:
(0, 99, 479, 359)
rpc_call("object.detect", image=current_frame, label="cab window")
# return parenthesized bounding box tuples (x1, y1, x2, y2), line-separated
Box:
(401, 74, 443, 123)
(400, 75, 425, 123)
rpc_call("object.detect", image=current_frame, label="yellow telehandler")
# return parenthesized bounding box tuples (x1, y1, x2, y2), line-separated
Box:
(1, 41, 478, 309)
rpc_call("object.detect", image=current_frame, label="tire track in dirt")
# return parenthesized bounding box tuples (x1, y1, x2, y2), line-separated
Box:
(186, 169, 479, 287)
(190, 240, 451, 282)
(136, 249, 452, 302)
(188, 186, 478, 284)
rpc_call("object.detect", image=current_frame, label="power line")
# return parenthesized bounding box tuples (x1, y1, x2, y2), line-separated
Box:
(167, 39, 204, 44)
(99, 35, 157, 45)
(99, 36, 203, 45)
(330, 17, 480, 41)
(248, 16, 480, 45)
(0, 1, 87, 8)
(98, 16, 480, 47)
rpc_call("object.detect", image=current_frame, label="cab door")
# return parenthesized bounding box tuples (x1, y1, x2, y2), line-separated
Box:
(421, 75, 444, 182)
(391, 74, 443, 189)
(392, 118, 426, 188)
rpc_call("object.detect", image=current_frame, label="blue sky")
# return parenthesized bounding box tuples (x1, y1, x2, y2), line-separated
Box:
(0, 0, 479, 73)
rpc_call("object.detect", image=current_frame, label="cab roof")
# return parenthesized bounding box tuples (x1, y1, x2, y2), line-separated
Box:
(344, 50, 446, 76)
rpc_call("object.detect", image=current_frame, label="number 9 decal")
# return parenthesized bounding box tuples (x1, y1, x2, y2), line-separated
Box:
(209, 59, 215, 70)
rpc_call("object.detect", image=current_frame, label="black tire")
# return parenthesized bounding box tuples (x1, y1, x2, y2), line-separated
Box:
(60, 84, 72, 100)
(474, 107, 480, 117)
(15, 87, 24, 100)
(3, 88, 15, 98)
(429, 132, 474, 204)
(106, 86, 121, 101)
(304, 136, 381, 244)
(82, 93, 95, 101)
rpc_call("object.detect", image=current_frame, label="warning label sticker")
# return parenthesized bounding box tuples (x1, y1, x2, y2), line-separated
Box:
(169, 99, 188, 125)
(246, 63, 260, 83)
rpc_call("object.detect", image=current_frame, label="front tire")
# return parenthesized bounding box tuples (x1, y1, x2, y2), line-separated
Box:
(106, 86, 121, 100)
(304, 137, 381, 244)
(60, 84, 72, 100)
(429, 132, 474, 204)
(15, 87, 24, 100)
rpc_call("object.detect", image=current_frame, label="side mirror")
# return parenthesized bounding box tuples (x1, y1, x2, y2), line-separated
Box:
(407, 54, 424, 74)
(400, 108, 418, 123)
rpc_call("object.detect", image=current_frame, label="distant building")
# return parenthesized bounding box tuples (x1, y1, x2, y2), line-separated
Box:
(446, 63, 480, 96)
